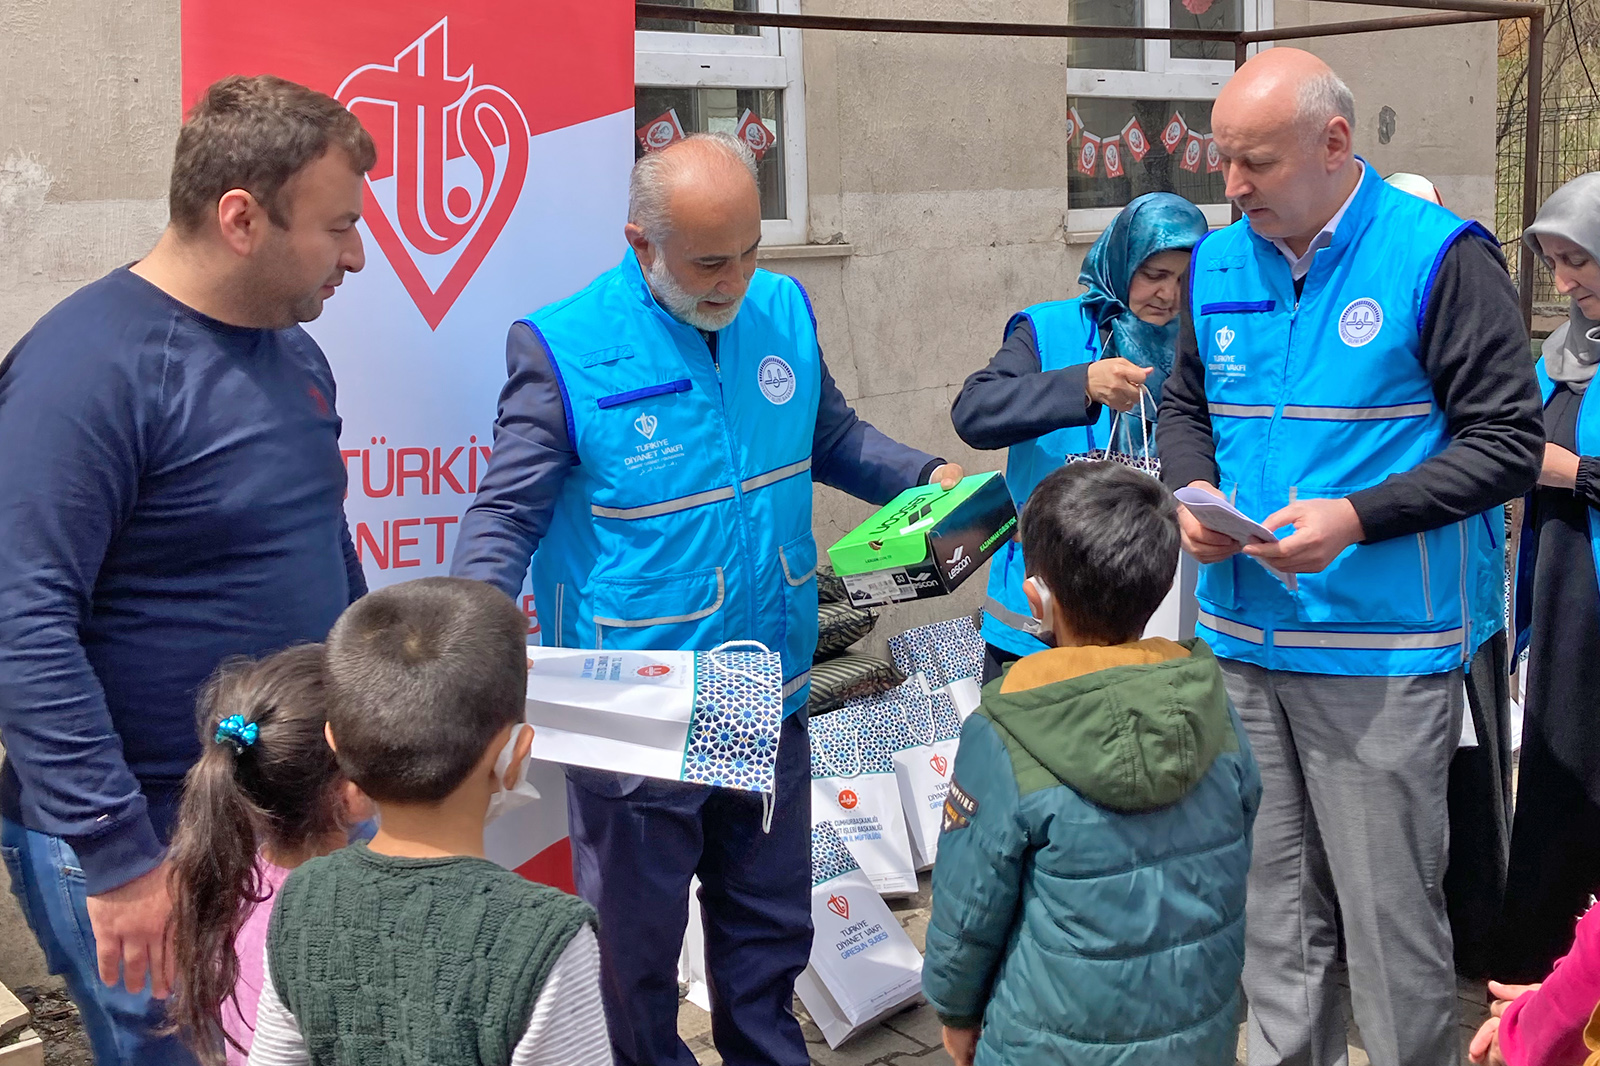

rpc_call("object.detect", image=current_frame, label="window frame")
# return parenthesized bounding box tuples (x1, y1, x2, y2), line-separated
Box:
(1065, 0, 1273, 228)
(635, 0, 810, 247)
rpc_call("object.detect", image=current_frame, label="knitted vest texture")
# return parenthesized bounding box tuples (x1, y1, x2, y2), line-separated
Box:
(266, 845, 595, 1066)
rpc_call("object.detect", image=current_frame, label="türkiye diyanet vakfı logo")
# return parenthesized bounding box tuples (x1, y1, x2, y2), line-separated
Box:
(337, 17, 531, 329)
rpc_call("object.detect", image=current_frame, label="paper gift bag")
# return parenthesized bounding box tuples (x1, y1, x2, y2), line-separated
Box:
(809, 705, 918, 897)
(888, 615, 985, 721)
(794, 822, 925, 1048)
(524, 643, 782, 793)
(879, 685, 963, 870)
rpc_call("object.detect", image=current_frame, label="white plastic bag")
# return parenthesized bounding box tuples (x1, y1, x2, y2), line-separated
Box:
(795, 823, 925, 1048)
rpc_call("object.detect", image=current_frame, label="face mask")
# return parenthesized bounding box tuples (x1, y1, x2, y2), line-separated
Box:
(486, 723, 541, 825)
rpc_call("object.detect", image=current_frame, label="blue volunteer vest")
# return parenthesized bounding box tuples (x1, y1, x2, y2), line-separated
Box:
(980, 297, 1115, 657)
(1514, 360, 1600, 654)
(526, 250, 822, 715)
(1190, 162, 1504, 676)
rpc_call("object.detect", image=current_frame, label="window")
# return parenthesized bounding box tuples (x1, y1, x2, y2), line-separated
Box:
(636, 0, 809, 246)
(1064, 0, 1269, 229)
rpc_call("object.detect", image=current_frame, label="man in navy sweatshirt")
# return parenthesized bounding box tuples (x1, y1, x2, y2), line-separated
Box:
(0, 76, 374, 1064)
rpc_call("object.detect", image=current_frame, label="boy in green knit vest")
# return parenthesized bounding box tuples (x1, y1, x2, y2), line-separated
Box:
(248, 577, 611, 1066)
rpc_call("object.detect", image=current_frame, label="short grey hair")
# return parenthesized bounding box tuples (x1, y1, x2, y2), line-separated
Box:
(1295, 69, 1356, 143)
(628, 131, 759, 238)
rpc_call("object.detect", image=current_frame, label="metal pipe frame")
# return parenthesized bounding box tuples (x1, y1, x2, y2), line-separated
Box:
(637, 0, 1547, 328)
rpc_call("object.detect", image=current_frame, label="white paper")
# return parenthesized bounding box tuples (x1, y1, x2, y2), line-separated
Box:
(948, 677, 982, 721)
(1173, 487, 1298, 592)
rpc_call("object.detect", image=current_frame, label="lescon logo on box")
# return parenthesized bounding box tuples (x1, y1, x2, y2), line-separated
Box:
(337, 18, 531, 329)
(827, 894, 850, 919)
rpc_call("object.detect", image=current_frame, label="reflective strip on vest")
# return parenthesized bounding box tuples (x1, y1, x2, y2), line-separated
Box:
(984, 596, 1042, 636)
(591, 486, 736, 521)
(593, 569, 726, 628)
(1272, 626, 1465, 650)
(779, 545, 815, 587)
(1281, 403, 1434, 421)
(1207, 403, 1276, 419)
(741, 457, 812, 494)
(1197, 610, 1266, 644)
(782, 672, 811, 698)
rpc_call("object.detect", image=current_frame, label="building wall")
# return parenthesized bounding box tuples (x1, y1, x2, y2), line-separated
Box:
(0, 0, 1497, 988)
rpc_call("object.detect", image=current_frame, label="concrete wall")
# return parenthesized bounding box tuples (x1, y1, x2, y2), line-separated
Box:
(0, 0, 1496, 987)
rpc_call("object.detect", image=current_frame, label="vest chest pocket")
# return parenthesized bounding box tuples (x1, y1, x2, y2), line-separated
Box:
(591, 566, 727, 651)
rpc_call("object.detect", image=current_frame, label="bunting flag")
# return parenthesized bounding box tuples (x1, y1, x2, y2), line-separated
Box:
(1161, 111, 1189, 154)
(1103, 135, 1126, 178)
(1066, 105, 1085, 142)
(735, 108, 776, 160)
(1204, 134, 1224, 173)
(1076, 132, 1102, 176)
(637, 108, 686, 153)
(1179, 129, 1205, 173)
(1122, 116, 1151, 161)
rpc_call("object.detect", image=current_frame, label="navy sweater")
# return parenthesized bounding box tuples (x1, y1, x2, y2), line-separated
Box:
(0, 267, 365, 894)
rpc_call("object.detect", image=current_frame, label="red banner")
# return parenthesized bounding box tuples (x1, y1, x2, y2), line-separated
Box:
(735, 108, 777, 159)
(1076, 133, 1102, 177)
(1180, 130, 1205, 173)
(1103, 136, 1126, 178)
(638, 108, 687, 153)
(1161, 111, 1189, 154)
(1204, 134, 1224, 174)
(1122, 116, 1151, 161)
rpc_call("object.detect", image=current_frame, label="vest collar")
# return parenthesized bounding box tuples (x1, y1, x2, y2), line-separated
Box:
(620, 248, 713, 342)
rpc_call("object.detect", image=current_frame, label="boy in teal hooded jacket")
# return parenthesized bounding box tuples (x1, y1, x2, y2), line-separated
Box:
(923, 462, 1261, 1065)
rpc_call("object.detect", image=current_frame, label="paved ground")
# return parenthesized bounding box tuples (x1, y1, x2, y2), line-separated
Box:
(677, 872, 1495, 1066)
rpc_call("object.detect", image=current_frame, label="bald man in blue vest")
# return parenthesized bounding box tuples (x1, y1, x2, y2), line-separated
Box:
(1158, 49, 1542, 1066)
(452, 132, 961, 1066)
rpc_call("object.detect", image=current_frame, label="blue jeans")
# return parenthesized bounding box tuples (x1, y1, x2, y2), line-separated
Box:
(0, 819, 197, 1065)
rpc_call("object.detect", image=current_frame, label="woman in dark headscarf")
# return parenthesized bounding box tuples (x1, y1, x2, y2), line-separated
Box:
(1497, 171, 1600, 982)
(952, 192, 1208, 681)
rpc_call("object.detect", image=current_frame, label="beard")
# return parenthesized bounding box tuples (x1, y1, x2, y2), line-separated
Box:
(647, 256, 743, 332)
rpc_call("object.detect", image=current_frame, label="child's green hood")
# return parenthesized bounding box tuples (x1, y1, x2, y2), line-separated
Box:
(979, 637, 1236, 812)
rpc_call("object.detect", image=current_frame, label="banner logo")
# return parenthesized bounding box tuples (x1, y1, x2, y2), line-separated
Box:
(827, 893, 850, 919)
(635, 413, 659, 440)
(930, 753, 949, 777)
(837, 788, 859, 810)
(1216, 326, 1236, 353)
(337, 18, 531, 329)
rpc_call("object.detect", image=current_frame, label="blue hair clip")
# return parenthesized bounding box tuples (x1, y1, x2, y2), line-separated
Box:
(214, 714, 259, 752)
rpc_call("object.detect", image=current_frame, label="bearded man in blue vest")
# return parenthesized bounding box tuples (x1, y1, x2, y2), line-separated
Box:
(452, 132, 961, 1066)
(1157, 49, 1542, 1066)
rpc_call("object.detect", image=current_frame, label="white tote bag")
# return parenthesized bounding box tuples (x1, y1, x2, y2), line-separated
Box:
(794, 822, 925, 1048)
(676, 875, 711, 1012)
(524, 642, 782, 793)
(809, 705, 918, 897)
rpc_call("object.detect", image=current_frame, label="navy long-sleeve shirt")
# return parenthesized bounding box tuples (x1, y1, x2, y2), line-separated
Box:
(452, 320, 940, 599)
(0, 267, 366, 894)
(950, 319, 1102, 452)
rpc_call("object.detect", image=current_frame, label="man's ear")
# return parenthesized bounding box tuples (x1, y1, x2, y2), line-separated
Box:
(216, 188, 269, 257)
(625, 222, 656, 272)
(1023, 577, 1044, 619)
(1323, 116, 1354, 173)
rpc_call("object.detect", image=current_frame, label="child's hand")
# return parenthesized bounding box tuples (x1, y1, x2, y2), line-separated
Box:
(1487, 980, 1540, 1018)
(942, 1025, 980, 1066)
(1468, 1015, 1509, 1065)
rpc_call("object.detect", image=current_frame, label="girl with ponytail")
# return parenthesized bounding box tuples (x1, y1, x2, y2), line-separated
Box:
(165, 644, 371, 1065)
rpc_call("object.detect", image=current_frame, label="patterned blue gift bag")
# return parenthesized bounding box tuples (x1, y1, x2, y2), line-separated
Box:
(888, 614, 985, 720)
(524, 642, 783, 793)
(794, 822, 925, 1048)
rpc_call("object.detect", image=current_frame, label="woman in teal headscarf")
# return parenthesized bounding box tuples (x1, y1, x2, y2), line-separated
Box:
(953, 191, 1209, 682)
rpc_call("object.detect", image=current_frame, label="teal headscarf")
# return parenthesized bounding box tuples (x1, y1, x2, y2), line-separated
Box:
(1078, 192, 1208, 455)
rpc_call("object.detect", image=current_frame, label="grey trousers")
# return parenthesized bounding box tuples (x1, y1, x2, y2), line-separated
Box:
(1222, 661, 1463, 1066)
